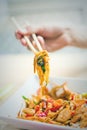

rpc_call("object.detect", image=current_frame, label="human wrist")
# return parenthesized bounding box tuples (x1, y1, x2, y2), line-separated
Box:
(65, 27, 87, 48)
(64, 27, 74, 46)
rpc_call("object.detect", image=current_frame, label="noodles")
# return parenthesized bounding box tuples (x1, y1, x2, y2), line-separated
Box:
(17, 49, 87, 128)
(18, 83, 87, 128)
(34, 50, 49, 87)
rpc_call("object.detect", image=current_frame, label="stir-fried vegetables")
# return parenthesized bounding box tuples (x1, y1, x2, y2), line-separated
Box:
(18, 83, 87, 128)
(34, 50, 49, 86)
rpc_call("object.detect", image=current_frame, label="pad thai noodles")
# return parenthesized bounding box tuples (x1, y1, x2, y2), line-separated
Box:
(18, 83, 87, 128)
(34, 50, 49, 87)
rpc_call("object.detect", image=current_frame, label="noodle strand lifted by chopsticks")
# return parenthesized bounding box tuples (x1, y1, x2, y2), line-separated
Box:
(34, 50, 49, 87)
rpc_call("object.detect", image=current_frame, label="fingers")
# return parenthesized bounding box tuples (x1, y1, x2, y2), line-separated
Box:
(15, 25, 36, 46)
(15, 31, 23, 39)
(37, 36, 46, 50)
(15, 24, 47, 50)
(15, 31, 27, 46)
(21, 38, 27, 46)
(18, 35, 46, 51)
(31, 36, 46, 51)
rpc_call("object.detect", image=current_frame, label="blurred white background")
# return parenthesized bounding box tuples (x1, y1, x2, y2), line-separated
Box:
(0, 0, 87, 54)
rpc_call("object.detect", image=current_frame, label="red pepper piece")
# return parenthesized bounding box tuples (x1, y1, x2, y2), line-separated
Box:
(26, 114, 33, 117)
(50, 105, 61, 112)
(71, 111, 76, 117)
(35, 105, 40, 113)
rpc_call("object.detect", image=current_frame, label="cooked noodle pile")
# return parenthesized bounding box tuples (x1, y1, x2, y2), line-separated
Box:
(18, 83, 87, 128)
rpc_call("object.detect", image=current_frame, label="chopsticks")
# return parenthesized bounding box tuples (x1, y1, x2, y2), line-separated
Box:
(32, 33, 42, 51)
(11, 17, 42, 54)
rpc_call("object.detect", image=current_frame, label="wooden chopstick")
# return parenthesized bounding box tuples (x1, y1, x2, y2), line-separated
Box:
(11, 17, 38, 54)
(25, 21, 43, 51)
(32, 33, 43, 51)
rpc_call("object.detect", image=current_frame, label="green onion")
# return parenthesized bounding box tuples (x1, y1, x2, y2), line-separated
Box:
(33, 100, 39, 105)
(37, 57, 46, 73)
(41, 65, 46, 73)
(37, 58, 44, 66)
(22, 96, 29, 101)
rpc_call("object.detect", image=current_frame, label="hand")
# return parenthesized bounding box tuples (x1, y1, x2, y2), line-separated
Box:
(15, 26, 72, 52)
